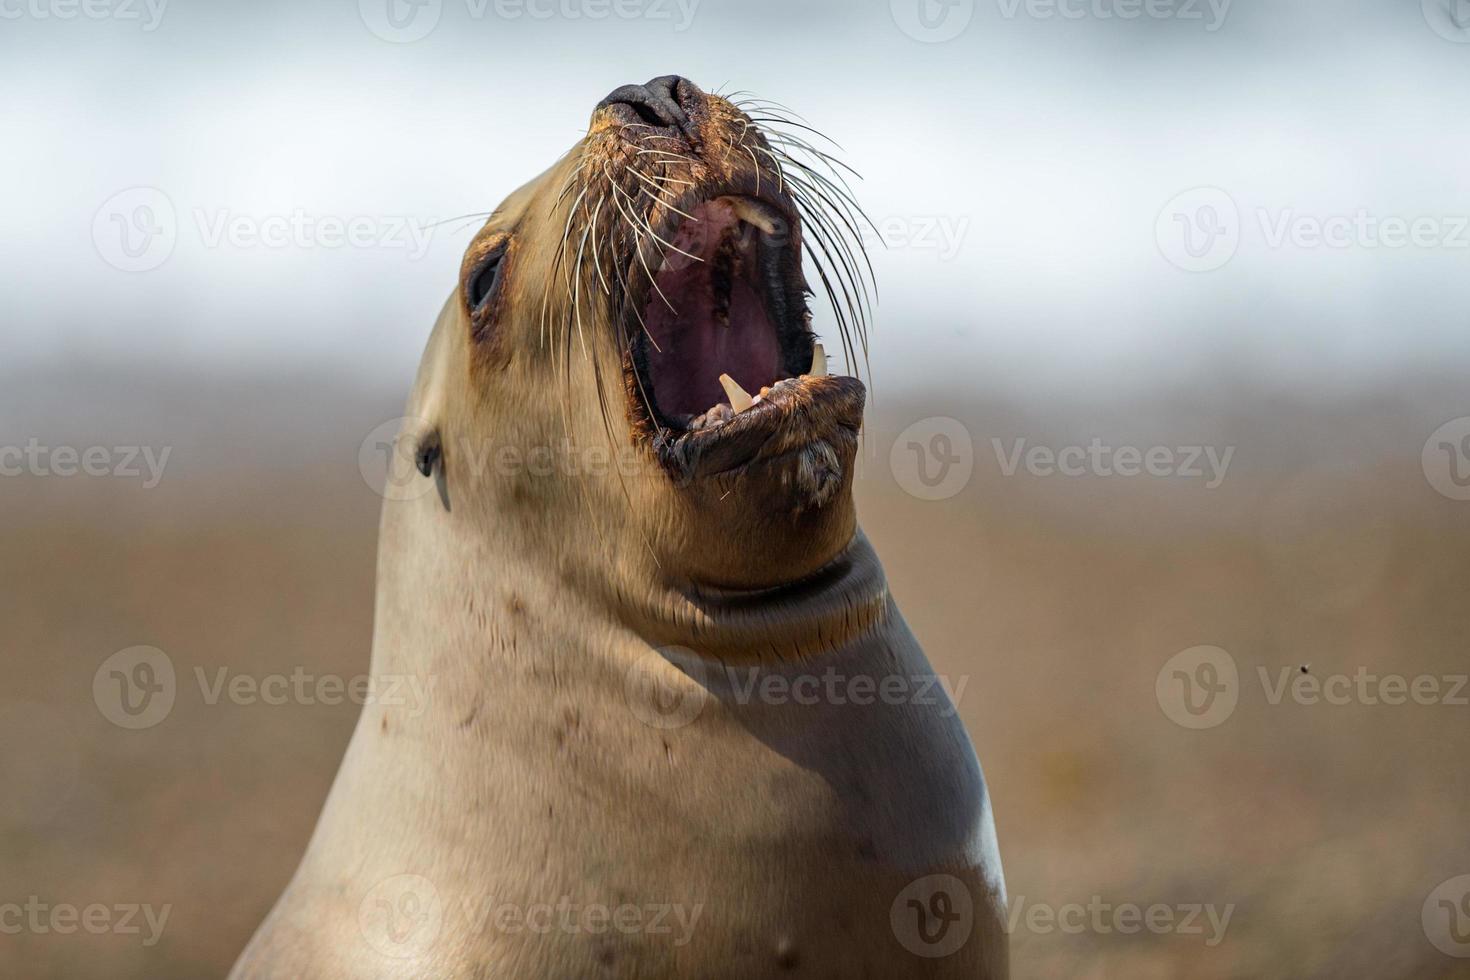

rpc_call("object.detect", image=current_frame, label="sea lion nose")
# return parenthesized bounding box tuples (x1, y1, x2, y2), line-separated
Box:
(596, 75, 702, 139)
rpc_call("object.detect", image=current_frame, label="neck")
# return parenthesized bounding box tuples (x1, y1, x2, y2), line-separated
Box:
(298, 502, 998, 915)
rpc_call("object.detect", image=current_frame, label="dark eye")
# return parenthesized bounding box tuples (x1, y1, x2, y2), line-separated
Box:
(467, 249, 505, 312)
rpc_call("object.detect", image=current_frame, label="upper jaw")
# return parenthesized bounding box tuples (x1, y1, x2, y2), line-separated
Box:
(614, 176, 865, 483)
(616, 177, 805, 359)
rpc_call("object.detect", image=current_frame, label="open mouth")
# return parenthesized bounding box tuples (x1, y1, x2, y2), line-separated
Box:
(626, 194, 864, 481)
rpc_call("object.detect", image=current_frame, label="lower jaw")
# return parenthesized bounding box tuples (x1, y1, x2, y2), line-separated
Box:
(644, 374, 867, 484)
(655, 432, 862, 593)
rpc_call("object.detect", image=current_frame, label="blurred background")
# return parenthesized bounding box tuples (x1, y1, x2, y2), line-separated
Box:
(3, 0, 1470, 976)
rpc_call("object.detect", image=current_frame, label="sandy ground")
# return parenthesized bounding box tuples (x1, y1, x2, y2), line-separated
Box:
(3, 367, 1469, 978)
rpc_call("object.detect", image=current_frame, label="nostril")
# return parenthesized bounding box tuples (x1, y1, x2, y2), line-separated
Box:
(649, 74, 702, 113)
(597, 78, 697, 137)
(597, 83, 679, 127)
(624, 98, 668, 129)
(645, 75, 704, 121)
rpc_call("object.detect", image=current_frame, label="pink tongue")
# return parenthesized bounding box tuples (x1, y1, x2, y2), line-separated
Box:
(644, 200, 782, 420)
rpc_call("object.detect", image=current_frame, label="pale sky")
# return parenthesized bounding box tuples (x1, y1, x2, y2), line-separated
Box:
(4, 0, 1469, 397)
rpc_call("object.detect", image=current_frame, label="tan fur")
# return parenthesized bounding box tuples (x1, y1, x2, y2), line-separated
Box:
(231, 82, 1007, 979)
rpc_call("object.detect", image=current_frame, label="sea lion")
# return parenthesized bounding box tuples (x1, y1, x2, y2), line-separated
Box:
(231, 75, 1007, 978)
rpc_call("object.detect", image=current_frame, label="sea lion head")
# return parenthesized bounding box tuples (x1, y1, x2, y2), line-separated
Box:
(399, 75, 883, 657)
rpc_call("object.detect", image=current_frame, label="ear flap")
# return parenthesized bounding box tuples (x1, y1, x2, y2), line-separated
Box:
(414, 431, 442, 478)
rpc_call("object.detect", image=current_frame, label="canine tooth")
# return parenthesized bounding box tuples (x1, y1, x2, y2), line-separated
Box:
(730, 198, 779, 236)
(719, 374, 754, 413)
(809, 343, 827, 377)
